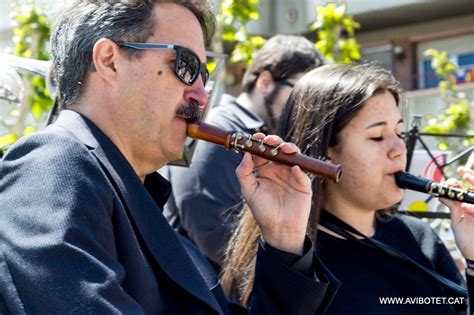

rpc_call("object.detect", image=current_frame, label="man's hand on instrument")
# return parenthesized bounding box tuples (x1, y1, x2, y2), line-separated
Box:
(236, 133, 312, 255)
(441, 166, 474, 261)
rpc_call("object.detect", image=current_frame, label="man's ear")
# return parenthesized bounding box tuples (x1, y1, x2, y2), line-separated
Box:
(254, 70, 275, 96)
(91, 38, 120, 84)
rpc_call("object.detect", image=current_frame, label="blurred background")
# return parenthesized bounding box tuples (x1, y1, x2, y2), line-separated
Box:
(2, 0, 473, 150)
(1, 0, 474, 268)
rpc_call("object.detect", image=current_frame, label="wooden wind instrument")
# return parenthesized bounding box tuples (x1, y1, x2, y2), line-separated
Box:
(186, 120, 343, 183)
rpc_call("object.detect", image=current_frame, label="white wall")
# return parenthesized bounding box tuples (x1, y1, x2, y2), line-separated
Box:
(308, 0, 427, 16)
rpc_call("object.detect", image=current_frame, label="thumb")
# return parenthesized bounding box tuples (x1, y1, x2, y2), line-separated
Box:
(441, 197, 464, 226)
(236, 152, 257, 199)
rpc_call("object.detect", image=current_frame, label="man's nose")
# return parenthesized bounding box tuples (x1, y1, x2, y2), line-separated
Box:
(184, 80, 209, 113)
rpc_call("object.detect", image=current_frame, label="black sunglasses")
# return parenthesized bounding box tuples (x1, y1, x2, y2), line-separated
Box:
(278, 79, 295, 88)
(116, 42, 209, 86)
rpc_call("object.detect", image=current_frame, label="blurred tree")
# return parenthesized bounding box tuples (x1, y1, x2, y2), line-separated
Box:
(216, 1, 361, 66)
(215, 0, 266, 65)
(422, 49, 473, 152)
(0, 0, 52, 153)
(214, 1, 361, 93)
(309, 3, 361, 64)
(1, 1, 363, 154)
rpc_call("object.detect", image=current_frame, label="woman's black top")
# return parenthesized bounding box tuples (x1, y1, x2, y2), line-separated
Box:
(317, 213, 472, 315)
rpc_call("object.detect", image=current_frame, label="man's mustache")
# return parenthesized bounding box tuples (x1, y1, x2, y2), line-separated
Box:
(176, 101, 202, 122)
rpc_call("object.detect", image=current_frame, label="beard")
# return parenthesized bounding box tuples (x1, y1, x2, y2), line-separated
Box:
(263, 86, 282, 133)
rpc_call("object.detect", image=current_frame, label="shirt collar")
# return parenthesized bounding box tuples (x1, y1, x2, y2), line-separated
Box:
(144, 172, 172, 210)
(220, 94, 267, 132)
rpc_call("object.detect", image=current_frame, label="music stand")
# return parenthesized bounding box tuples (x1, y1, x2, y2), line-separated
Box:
(399, 115, 474, 219)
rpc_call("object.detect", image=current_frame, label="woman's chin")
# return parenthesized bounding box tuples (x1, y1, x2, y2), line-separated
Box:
(383, 193, 404, 209)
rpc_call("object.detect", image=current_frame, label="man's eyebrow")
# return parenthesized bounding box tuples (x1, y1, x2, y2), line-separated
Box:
(365, 119, 403, 129)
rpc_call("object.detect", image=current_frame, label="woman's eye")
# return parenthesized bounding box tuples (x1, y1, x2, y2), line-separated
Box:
(370, 137, 384, 142)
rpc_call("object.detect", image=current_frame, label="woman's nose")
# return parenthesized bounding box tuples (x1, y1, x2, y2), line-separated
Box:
(389, 135, 408, 160)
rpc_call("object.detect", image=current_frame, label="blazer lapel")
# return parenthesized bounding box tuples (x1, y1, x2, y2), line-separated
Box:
(54, 110, 223, 314)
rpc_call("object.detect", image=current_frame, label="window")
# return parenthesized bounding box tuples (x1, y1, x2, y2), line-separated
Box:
(417, 34, 474, 89)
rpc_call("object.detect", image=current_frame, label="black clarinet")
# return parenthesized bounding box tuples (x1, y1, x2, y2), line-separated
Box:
(395, 171, 474, 204)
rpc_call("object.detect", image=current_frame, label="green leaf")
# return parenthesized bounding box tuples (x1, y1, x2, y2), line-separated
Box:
(249, 11, 259, 20)
(23, 125, 36, 135)
(310, 3, 361, 65)
(0, 133, 18, 148)
(438, 142, 449, 151)
(206, 61, 217, 73)
(334, 5, 346, 22)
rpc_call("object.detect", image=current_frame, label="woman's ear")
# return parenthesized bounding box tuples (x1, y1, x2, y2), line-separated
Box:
(255, 70, 274, 96)
(326, 147, 335, 164)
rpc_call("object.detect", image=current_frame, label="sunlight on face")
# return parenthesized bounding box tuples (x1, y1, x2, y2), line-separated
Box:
(326, 90, 407, 212)
(115, 3, 207, 175)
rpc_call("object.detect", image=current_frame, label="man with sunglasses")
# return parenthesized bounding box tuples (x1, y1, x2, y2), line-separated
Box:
(0, 1, 337, 314)
(164, 35, 326, 267)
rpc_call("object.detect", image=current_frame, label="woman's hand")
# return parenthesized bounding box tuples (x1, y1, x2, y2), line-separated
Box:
(236, 134, 312, 255)
(441, 166, 474, 260)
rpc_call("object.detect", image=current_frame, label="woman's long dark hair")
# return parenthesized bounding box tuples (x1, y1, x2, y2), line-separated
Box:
(221, 63, 402, 304)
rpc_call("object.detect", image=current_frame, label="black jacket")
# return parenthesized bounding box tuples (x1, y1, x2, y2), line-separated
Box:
(0, 110, 337, 314)
(164, 94, 266, 264)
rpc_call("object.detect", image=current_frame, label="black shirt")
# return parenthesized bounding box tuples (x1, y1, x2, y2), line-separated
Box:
(316, 213, 469, 315)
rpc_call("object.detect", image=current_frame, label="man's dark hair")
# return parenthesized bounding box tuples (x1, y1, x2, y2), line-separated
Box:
(241, 35, 325, 93)
(51, 0, 215, 108)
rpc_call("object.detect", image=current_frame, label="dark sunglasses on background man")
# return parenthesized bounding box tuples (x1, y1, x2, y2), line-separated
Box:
(115, 42, 209, 86)
(278, 79, 295, 88)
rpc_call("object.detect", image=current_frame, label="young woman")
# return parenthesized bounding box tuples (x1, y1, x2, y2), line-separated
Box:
(221, 64, 473, 314)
